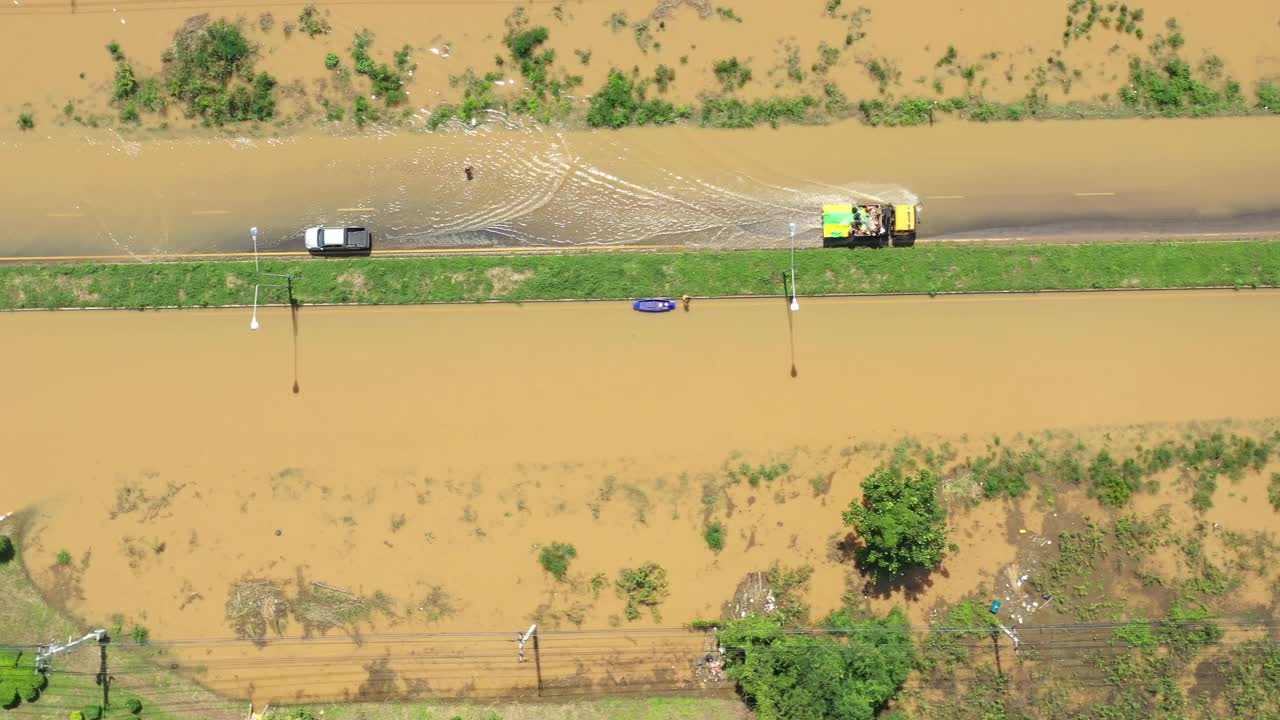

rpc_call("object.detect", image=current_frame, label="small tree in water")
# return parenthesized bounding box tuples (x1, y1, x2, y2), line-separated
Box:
(842, 466, 951, 579)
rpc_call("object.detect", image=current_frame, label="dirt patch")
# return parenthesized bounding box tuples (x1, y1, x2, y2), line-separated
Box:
(337, 271, 369, 297)
(485, 266, 535, 297)
(224, 273, 243, 290)
(54, 276, 98, 303)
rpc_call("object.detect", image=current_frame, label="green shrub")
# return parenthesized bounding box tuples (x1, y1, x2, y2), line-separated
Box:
(106, 41, 124, 61)
(506, 27, 549, 60)
(17, 112, 34, 130)
(353, 95, 375, 125)
(1122, 56, 1248, 117)
(936, 45, 957, 67)
(69, 712, 84, 720)
(1258, 80, 1280, 112)
(298, 4, 331, 37)
(842, 466, 951, 578)
(586, 70, 683, 128)
(131, 625, 149, 644)
(125, 698, 143, 714)
(538, 542, 577, 580)
(350, 31, 406, 106)
(964, 447, 1043, 498)
(119, 102, 140, 123)
(701, 97, 813, 128)
(654, 64, 675, 93)
(82, 705, 102, 720)
(1, 687, 17, 707)
(20, 684, 39, 703)
(704, 522, 725, 552)
(616, 563, 669, 620)
(56, 550, 72, 566)
(718, 608, 913, 720)
(0, 536, 13, 563)
(113, 62, 137, 100)
(969, 101, 998, 121)
(326, 107, 344, 122)
(136, 78, 165, 112)
(1088, 449, 1141, 507)
(324, 53, 339, 70)
(712, 57, 751, 90)
(858, 97, 932, 126)
(166, 19, 273, 124)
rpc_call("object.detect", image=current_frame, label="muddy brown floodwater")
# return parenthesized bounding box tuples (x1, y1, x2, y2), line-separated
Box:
(2, 0, 1280, 257)
(3, 290, 1280, 702)
(2, 117, 1280, 259)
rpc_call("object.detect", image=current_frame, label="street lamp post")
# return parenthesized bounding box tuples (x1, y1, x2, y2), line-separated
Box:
(788, 223, 799, 312)
(249, 226, 294, 331)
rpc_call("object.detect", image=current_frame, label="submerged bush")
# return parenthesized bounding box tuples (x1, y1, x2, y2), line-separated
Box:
(586, 70, 687, 128)
(538, 542, 577, 580)
(166, 19, 276, 124)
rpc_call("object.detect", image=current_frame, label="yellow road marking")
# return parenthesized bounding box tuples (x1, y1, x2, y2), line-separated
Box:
(337, 207, 376, 212)
(191, 209, 231, 215)
(0, 244, 691, 263)
(45, 213, 85, 218)
(1074, 192, 1116, 197)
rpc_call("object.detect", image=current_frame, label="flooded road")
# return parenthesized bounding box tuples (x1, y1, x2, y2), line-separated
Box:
(2, 117, 1279, 259)
(4, 289, 1280, 701)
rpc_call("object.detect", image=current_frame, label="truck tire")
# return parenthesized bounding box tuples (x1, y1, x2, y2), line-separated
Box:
(894, 233, 916, 248)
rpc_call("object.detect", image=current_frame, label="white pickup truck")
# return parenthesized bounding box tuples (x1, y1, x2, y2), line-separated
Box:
(304, 226, 372, 254)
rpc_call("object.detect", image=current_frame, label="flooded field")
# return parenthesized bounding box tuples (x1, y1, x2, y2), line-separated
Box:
(3, 290, 1280, 703)
(3, 0, 1278, 126)
(2, 117, 1280, 259)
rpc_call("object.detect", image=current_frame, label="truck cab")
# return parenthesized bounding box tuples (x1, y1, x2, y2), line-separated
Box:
(304, 226, 372, 255)
(822, 203, 917, 248)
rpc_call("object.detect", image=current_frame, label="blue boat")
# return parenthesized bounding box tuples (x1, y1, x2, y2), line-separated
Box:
(633, 298, 677, 313)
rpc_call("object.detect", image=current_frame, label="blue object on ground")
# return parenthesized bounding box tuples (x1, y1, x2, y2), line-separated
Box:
(990, 600, 1002, 614)
(633, 298, 677, 313)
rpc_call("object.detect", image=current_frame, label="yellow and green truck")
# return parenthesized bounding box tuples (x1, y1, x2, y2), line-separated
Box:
(822, 203, 918, 248)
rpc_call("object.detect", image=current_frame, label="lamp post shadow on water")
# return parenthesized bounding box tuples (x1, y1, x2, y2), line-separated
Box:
(782, 271, 799, 379)
(248, 226, 301, 394)
(783, 222, 799, 378)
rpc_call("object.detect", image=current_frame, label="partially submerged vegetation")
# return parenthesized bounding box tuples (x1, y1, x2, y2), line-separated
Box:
(35, 6, 1280, 133)
(2, 240, 1277, 310)
(104, 18, 278, 126)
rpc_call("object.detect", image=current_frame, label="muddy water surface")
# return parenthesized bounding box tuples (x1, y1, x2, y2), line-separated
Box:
(4, 290, 1280, 701)
(2, 0, 1280, 257)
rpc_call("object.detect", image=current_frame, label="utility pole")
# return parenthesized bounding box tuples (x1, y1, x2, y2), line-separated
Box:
(532, 628, 545, 698)
(515, 624, 543, 697)
(37, 629, 105, 673)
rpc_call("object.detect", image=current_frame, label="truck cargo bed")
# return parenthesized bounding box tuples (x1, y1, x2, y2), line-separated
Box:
(345, 228, 371, 249)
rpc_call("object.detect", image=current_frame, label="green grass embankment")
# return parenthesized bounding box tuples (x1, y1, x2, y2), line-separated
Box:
(2, 241, 1278, 310)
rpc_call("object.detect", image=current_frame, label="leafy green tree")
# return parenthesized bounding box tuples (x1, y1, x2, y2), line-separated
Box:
(718, 608, 913, 720)
(842, 467, 950, 578)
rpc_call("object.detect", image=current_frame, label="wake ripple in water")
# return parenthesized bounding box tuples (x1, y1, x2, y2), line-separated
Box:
(336, 119, 918, 250)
